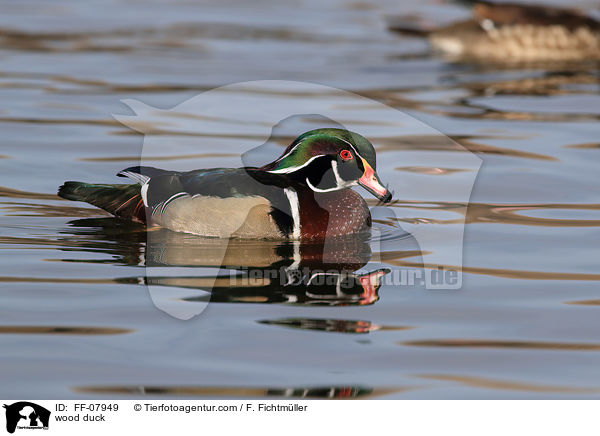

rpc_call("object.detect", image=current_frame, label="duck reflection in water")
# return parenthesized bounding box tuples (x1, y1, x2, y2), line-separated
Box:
(74, 384, 405, 399)
(62, 219, 405, 318)
(142, 227, 390, 309)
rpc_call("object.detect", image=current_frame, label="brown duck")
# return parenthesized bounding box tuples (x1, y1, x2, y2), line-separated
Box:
(390, 1, 600, 62)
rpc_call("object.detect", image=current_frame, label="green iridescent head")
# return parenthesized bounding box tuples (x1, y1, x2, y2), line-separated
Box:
(264, 128, 391, 202)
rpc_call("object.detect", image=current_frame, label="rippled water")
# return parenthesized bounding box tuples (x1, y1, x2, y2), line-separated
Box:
(1, 0, 599, 399)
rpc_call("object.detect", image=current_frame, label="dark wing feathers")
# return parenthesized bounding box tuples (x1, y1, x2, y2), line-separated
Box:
(134, 166, 288, 199)
(143, 166, 294, 235)
(59, 166, 293, 234)
(179, 168, 266, 197)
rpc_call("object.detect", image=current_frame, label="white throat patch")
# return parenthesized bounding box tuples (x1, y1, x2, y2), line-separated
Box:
(306, 160, 356, 193)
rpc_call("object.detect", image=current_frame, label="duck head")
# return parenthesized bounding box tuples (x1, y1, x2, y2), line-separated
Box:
(263, 128, 392, 203)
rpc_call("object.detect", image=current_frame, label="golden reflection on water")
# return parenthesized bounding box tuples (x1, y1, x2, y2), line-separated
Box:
(1, 202, 109, 218)
(566, 142, 600, 149)
(0, 116, 119, 126)
(0, 276, 126, 284)
(565, 300, 600, 306)
(375, 135, 555, 161)
(384, 258, 600, 281)
(0, 186, 62, 201)
(0, 326, 133, 335)
(463, 110, 600, 122)
(395, 166, 471, 175)
(418, 374, 600, 394)
(465, 73, 600, 96)
(79, 153, 238, 162)
(466, 203, 600, 227)
(367, 199, 600, 228)
(401, 339, 600, 351)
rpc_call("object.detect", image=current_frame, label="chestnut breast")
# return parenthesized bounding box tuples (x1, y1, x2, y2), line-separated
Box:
(296, 188, 371, 240)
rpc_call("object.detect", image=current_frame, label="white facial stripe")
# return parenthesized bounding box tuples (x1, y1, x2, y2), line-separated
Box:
(279, 134, 357, 162)
(306, 178, 356, 193)
(267, 154, 326, 174)
(305, 160, 357, 193)
(284, 187, 301, 240)
(270, 137, 309, 166)
(331, 160, 357, 188)
(331, 160, 344, 186)
(336, 136, 366, 163)
(306, 177, 338, 193)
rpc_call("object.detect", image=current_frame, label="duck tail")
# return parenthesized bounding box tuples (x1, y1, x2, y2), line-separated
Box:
(387, 17, 433, 37)
(58, 182, 146, 223)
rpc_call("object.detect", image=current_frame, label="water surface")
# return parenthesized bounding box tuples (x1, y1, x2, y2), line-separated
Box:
(0, 0, 599, 399)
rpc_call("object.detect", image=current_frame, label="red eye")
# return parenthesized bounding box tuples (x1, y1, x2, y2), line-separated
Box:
(340, 149, 353, 161)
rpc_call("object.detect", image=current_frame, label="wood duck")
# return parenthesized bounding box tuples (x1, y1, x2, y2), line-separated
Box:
(58, 128, 392, 240)
(389, 0, 600, 62)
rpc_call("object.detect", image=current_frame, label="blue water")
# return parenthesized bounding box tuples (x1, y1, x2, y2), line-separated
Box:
(0, 0, 599, 399)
